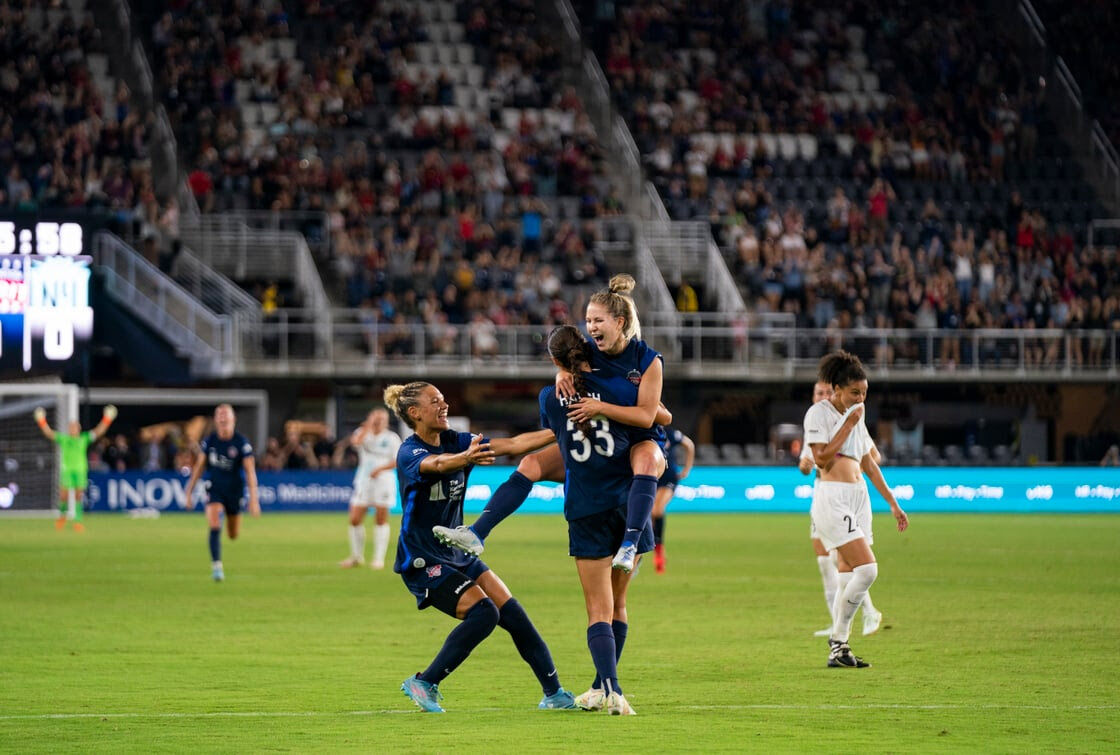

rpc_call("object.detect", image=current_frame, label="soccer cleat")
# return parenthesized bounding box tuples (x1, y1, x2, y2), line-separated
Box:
(574, 687, 606, 711)
(611, 542, 638, 573)
(72, 522, 85, 533)
(370, 560, 385, 570)
(813, 627, 834, 637)
(338, 557, 364, 568)
(212, 562, 224, 582)
(538, 688, 577, 709)
(862, 609, 883, 636)
(827, 639, 870, 668)
(432, 525, 484, 556)
(606, 691, 637, 715)
(401, 675, 445, 713)
(55, 517, 65, 531)
(653, 543, 666, 574)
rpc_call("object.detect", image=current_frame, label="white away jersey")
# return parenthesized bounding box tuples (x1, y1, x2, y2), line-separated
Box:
(357, 430, 402, 477)
(802, 400, 874, 462)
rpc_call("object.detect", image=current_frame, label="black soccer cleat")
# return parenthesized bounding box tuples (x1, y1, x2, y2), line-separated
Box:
(827, 639, 871, 668)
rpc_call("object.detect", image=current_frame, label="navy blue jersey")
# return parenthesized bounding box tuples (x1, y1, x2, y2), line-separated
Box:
(200, 432, 253, 498)
(539, 378, 634, 521)
(661, 427, 686, 474)
(394, 430, 478, 574)
(586, 336, 662, 408)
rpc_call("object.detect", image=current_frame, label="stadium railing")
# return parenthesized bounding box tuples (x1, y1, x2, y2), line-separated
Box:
(94, 233, 234, 376)
(222, 311, 1120, 381)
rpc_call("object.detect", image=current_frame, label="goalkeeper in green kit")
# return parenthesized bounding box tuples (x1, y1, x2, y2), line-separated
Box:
(34, 405, 117, 531)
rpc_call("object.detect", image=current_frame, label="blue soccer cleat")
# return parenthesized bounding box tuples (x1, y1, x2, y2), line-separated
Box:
(433, 525, 484, 556)
(611, 542, 638, 573)
(538, 688, 577, 710)
(211, 562, 224, 582)
(401, 675, 445, 713)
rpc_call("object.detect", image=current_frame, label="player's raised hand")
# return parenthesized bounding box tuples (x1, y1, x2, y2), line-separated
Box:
(104, 405, 118, 421)
(33, 407, 46, 422)
(555, 370, 577, 400)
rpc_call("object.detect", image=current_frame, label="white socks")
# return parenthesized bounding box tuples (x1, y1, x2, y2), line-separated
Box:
(831, 563, 878, 642)
(372, 523, 391, 567)
(348, 524, 365, 562)
(817, 555, 838, 620)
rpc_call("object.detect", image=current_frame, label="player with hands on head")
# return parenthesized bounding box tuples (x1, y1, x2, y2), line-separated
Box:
(385, 381, 577, 714)
(803, 351, 908, 669)
(34, 404, 117, 531)
(184, 404, 260, 582)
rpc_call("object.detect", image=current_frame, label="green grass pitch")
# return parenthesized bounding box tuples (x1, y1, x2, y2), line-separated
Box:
(1, 512, 1118, 753)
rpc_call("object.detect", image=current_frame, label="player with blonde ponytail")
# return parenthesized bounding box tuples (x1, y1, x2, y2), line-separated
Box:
(384, 381, 577, 713)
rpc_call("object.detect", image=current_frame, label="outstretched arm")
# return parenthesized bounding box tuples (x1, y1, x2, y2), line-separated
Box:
(419, 434, 497, 475)
(488, 429, 556, 458)
(33, 407, 55, 442)
(89, 405, 118, 442)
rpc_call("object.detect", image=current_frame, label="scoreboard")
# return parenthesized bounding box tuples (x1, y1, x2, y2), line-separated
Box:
(0, 218, 93, 375)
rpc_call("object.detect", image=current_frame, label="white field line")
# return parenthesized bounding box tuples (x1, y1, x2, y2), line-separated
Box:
(1, 703, 1117, 721)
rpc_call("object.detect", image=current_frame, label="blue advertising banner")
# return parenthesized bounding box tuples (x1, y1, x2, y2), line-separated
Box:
(87, 467, 1120, 513)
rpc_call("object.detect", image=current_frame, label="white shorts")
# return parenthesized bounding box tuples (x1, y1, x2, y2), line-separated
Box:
(351, 473, 396, 509)
(810, 480, 873, 552)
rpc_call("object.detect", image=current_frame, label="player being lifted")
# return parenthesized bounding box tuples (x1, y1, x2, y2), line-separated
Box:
(185, 404, 260, 582)
(34, 404, 117, 531)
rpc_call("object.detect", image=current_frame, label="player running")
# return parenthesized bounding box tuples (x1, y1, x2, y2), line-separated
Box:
(184, 404, 260, 582)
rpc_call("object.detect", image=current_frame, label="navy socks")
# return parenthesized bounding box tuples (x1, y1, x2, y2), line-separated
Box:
(586, 621, 620, 694)
(419, 599, 499, 685)
(471, 471, 534, 540)
(499, 598, 560, 695)
(592, 620, 628, 690)
(623, 475, 658, 543)
(208, 528, 221, 562)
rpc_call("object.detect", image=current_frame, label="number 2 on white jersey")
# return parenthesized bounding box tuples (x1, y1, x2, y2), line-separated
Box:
(567, 418, 614, 462)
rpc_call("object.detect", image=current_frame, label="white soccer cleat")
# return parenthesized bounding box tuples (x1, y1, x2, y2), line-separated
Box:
(338, 557, 363, 568)
(432, 525, 484, 556)
(370, 560, 385, 570)
(574, 687, 606, 711)
(862, 609, 883, 636)
(606, 691, 636, 716)
(611, 542, 638, 572)
(813, 627, 833, 637)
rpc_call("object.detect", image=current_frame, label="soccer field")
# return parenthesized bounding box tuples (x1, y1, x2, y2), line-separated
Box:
(1, 513, 1117, 753)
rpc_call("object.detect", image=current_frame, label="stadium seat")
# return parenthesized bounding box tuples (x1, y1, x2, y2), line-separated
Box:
(720, 443, 746, 463)
(696, 444, 720, 465)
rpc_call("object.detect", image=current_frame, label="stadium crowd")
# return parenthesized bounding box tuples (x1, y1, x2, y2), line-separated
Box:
(134, 0, 621, 330)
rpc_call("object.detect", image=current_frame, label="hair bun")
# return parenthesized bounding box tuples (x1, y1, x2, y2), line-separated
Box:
(608, 273, 636, 296)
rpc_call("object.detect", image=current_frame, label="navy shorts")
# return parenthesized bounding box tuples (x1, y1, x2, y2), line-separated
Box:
(568, 505, 654, 559)
(401, 558, 490, 615)
(208, 488, 243, 517)
(658, 464, 679, 490)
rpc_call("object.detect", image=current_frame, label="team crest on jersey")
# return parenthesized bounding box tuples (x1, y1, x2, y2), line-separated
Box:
(426, 564, 442, 578)
(627, 369, 642, 386)
(227, 448, 238, 458)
